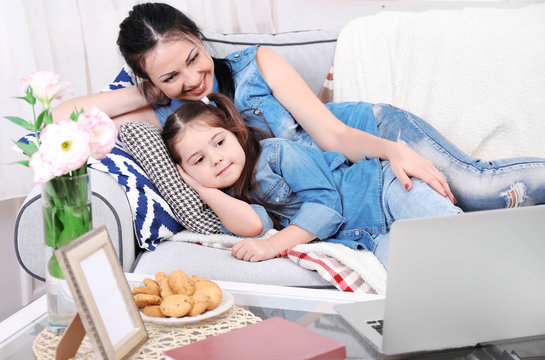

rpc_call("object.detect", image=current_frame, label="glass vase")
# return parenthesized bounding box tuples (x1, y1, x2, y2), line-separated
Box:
(42, 171, 92, 335)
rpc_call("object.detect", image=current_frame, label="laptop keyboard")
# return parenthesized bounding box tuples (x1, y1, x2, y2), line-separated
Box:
(366, 319, 384, 335)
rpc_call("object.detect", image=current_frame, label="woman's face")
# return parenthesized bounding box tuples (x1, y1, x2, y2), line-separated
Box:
(143, 38, 214, 101)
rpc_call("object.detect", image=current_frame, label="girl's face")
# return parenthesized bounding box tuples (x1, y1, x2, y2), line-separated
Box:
(144, 38, 214, 101)
(175, 121, 246, 189)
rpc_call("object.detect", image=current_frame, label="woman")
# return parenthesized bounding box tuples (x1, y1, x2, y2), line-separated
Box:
(52, 2, 545, 212)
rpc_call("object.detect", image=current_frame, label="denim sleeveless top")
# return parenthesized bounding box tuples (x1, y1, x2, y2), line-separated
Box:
(154, 45, 386, 248)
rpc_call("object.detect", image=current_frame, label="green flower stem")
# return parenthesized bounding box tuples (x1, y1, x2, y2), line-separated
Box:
(32, 102, 41, 146)
(43, 170, 91, 279)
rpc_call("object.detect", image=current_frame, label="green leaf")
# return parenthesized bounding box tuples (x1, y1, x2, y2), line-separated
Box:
(4, 116, 36, 131)
(36, 111, 46, 129)
(43, 111, 53, 127)
(69, 108, 84, 122)
(15, 86, 36, 105)
(13, 139, 38, 158)
(8, 160, 29, 167)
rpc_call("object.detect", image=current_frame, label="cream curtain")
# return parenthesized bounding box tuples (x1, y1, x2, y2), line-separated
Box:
(0, 0, 275, 200)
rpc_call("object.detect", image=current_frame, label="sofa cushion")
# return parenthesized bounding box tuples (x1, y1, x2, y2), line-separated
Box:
(90, 138, 184, 250)
(132, 241, 334, 288)
(119, 122, 222, 234)
(203, 29, 339, 95)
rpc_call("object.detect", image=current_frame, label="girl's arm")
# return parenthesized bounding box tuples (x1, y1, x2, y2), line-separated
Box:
(231, 224, 315, 262)
(177, 165, 263, 237)
(255, 47, 455, 202)
(51, 86, 161, 129)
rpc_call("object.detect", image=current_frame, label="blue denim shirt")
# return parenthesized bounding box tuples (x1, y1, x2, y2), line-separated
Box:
(245, 138, 386, 252)
(154, 45, 386, 250)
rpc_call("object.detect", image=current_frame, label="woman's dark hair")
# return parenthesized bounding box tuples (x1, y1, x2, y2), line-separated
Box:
(117, 3, 234, 103)
(162, 93, 284, 229)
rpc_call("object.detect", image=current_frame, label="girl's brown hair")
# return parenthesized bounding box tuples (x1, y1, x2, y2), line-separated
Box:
(162, 93, 284, 229)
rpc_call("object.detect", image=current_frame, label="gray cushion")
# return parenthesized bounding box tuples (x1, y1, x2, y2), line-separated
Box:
(203, 29, 339, 95)
(132, 241, 334, 288)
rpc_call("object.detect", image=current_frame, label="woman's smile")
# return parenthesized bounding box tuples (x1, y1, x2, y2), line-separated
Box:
(185, 77, 207, 96)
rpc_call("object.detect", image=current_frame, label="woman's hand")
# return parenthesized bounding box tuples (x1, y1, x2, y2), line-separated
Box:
(388, 142, 456, 203)
(232, 238, 278, 262)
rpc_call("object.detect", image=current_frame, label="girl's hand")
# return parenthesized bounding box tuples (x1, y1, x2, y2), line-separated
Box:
(388, 143, 456, 203)
(232, 238, 278, 262)
(176, 164, 205, 192)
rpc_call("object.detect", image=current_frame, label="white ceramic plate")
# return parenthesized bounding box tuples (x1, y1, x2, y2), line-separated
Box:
(140, 289, 234, 325)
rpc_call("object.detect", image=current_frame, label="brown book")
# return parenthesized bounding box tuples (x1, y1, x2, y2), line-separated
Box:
(164, 317, 346, 360)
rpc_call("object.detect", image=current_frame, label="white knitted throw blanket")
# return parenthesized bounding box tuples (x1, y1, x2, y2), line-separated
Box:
(333, 4, 545, 160)
(168, 230, 387, 294)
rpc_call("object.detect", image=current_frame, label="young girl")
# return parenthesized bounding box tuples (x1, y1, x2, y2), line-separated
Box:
(162, 93, 462, 267)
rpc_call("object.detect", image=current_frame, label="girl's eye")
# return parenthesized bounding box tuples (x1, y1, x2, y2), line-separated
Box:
(195, 156, 204, 165)
(217, 139, 224, 146)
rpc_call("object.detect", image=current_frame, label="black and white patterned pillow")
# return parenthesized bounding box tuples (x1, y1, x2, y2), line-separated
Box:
(90, 138, 184, 250)
(120, 122, 222, 234)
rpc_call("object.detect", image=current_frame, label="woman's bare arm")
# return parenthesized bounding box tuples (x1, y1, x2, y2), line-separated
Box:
(51, 85, 161, 129)
(255, 47, 454, 202)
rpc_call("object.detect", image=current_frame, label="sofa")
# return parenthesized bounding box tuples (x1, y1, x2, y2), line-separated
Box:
(15, 28, 340, 288)
(15, 3, 545, 290)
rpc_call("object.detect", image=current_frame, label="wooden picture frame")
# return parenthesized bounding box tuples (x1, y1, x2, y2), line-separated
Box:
(55, 225, 147, 359)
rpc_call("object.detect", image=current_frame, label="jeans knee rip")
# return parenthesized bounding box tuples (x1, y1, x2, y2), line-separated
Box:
(500, 182, 527, 208)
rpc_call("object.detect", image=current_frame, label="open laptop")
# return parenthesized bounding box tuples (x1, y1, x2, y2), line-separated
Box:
(334, 205, 545, 355)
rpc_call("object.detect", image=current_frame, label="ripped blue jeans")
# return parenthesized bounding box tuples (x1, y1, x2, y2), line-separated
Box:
(373, 104, 545, 211)
(373, 162, 463, 268)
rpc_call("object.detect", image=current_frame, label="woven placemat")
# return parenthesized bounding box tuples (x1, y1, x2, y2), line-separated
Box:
(33, 305, 261, 359)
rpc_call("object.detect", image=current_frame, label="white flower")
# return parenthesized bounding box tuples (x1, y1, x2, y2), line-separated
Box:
(20, 71, 72, 109)
(77, 107, 118, 159)
(38, 120, 91, 177)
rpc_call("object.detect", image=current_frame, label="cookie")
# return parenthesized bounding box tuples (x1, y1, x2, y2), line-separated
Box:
(188, 294, 210, 316)
(132, 277, 160, 297)
(143, 305, 166, 318)
(158, 277, 174, 299)
(192, 276, 222, 311)
(160, 294, 194, 317)
(132, 286, 156, 296)
(133, 293, 162, 308)
(143, 278, 160, 297)
(155, 271, 168, 283)
(168, 270, 194, 296)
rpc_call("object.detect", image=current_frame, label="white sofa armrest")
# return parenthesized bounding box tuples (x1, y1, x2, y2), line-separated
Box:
(14, 168, 136, 281)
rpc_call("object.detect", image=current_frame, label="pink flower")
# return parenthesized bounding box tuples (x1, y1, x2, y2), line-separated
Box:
(77, 107, 118, 159)
(37, 120, 91, 179)
(20, 71, 72, 109)
(29, 151, 56, 184)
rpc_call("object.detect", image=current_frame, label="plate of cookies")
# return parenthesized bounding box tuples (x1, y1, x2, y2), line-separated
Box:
(132, 269, 234, 325)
